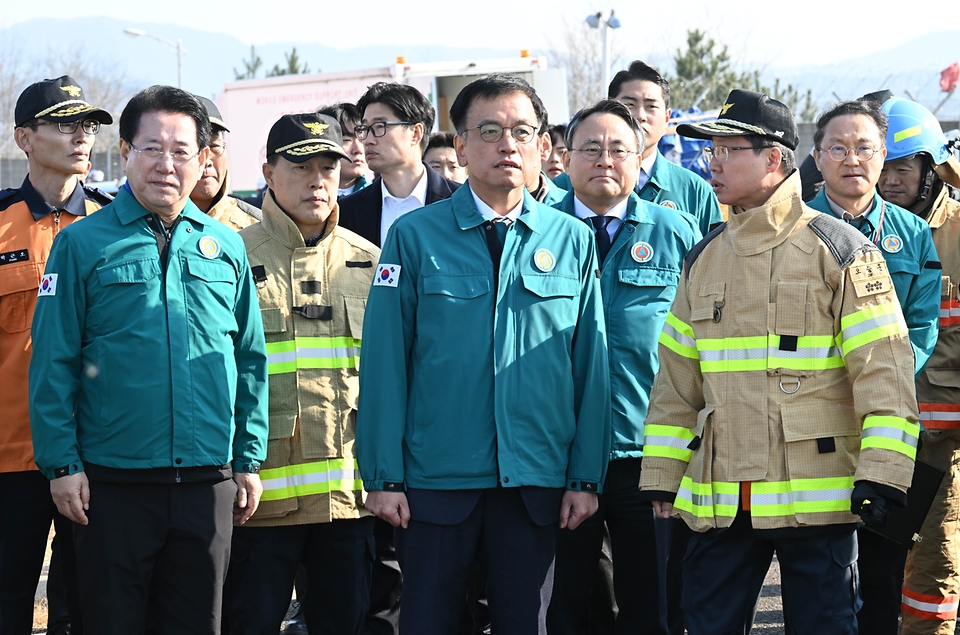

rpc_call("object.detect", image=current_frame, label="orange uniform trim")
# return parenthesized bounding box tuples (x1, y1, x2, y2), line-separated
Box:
(919, 402, 960, 430)
(902, 586, 960, 621)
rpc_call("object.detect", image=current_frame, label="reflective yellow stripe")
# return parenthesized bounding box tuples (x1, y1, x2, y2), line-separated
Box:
(260, 458, 362, 501)
(643, 424, 697, 462)
(697, 334, 844, 373)
(660, 312, 698, 359)
(838, 302, 906, 356)
(751, 477, 854, 516)
(673, 477, 738, 519)
(862, 415, 919, 460)
(265, 336, 361, 374)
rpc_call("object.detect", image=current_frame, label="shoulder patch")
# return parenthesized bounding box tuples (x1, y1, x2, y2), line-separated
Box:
(806, 213, 877, 269)
(82, 186, 114, 206)
(236, 199, 262, 221)
(0, 188, 24, 212)
(683, 222, 726, 271)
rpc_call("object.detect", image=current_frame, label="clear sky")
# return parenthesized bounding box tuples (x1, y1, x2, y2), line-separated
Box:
(2, 0, 957, 68)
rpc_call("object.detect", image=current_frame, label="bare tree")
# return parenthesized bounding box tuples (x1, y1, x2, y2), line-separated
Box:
(549, 16, 624, 118)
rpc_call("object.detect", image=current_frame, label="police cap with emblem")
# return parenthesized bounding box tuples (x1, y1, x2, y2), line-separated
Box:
(15, 75, 113, 128)
(194, 95, 230, 133)
(266, 113, 349, 163)
(677, 89, 798, 151)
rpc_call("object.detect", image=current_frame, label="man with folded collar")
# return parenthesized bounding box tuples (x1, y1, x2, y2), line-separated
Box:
(338, 82, 460, 247)
(223, 113, 380, 635)
(640, 89, 919, 634)
(190, 95, 261, 231)
(0, 74, 112, 635)
(547, 98, 700, 635)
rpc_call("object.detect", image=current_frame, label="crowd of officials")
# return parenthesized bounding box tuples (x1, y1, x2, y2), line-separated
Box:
(1, 57, 959, 635)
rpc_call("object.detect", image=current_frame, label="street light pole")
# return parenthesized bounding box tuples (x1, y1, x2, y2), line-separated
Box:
(124, 28, 188, 88)
(586, 10, 622, 98)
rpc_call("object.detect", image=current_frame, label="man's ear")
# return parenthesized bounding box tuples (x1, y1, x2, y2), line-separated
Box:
(262, 162, 274, 189)
(454, 133, 468, 167)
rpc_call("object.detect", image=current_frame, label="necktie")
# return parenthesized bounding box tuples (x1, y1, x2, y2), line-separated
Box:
(495, 218, 510, 245)
(590, 215, 612, 264)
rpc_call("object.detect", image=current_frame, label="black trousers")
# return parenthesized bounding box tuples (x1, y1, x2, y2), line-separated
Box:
(73, 476, 235, 635)
(682, 510, 860, 635)
(0, 470, 82, 635)
(361, 518, 402, 635)
(396, 487, 559, 635)
(548, 458, 664, 635)
(226, 516, 375, 635)
(855, 526, 906, 635)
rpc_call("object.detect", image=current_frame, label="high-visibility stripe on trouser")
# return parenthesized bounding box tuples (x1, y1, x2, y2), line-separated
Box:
(862, 415, 919, 460)
(643, 424, 697, 462)
(696, 334, 844, 373)
(750, 477, 854, 517)
(259, 458, 362, 502)
(920, 403, 960, 430)
(673, 477, 738, 519)
(940, 300, 960, 327)
(901, 587, 960, 621)
(265, 336, 361, 374)
(838, 301, 906, 356)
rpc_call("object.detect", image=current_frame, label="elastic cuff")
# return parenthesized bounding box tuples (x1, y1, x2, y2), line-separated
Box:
(51, 461, 85, 479)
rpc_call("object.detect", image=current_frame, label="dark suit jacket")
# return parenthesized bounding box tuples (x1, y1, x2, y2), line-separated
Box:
(338, 163, 461, 247)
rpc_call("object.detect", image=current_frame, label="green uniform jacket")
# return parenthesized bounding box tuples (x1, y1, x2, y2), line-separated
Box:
(555, 191, 701, 459)
(554, 150, 721, 237)
(808, 190, 940, 374)
(29, 187, 269, 479)
(356, 186, 611, 492)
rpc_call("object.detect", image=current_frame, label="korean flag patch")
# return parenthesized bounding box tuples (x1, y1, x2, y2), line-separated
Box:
(374, 264, 401, 287)
(38, 273, 58, 296)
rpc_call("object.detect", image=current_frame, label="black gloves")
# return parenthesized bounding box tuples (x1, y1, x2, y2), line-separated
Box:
(851, 481, 901, 529)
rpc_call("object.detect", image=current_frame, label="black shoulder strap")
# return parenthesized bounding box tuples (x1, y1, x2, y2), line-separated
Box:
(82, 185, 114, 207)
(236, 199, 262, 221)
(806, 213, 876, 269)
(683, 221, 726, 271)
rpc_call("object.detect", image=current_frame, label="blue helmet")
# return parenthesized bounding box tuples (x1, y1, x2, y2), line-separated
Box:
(881, 97, 951, 165)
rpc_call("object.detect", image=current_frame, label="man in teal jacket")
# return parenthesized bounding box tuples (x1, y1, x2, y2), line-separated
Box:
(356, 74, 610, 635)
(29, 86, 268, 635)
(806, 98, 939, 635)
(547, 99, 701, 634)
(806, 100, 939, 375)
(554, 60, 722, 237)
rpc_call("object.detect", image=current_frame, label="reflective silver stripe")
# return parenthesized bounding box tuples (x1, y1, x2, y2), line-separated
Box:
(644, 435, 692, 451)
(698, 348, 766, 362)
(921, 411, 960, 421)
(662, 322, 696, 349)
(768, 344, 841, 360)
(261, 467, 360, 492)
(840, 311, 900, 341)
(296, 346, 360, 359)
(268, 351, 297, 364)
(751, 487, 853, 507)
(862, 425, 919, 449)
(678, 485, 738, 509)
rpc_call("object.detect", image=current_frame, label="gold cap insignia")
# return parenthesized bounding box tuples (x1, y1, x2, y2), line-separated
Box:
(304, 122, 329, 136)
(720, 103, 734, 115)
(61, 85, 82, 98)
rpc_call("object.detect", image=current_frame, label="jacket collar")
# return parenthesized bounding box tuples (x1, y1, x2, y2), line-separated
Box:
(725, 171, 805, 256)
(925, 181, 960, 230)
(20, 175, 89, 221)
(557, 190, 652, 226)
(260, 189, 340, 249)
(113, 185, 211, 228)
(452, 184, 542, 234)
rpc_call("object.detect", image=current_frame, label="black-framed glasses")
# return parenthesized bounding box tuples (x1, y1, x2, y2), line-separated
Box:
(354, 122, 412, 140)
(703, 145, 755, 162)
(464, 123, 539, 144)
(571, 146, 638, 163)
(208, 143, 226, 158)
(128, 143, 202, 165)
(38, 120, 101, 135)
(819, 145, 883, 162)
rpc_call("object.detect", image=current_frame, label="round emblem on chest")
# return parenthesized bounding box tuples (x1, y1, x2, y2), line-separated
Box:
(881, 234, 903, 254)
(631, 242, 654, 263)
(198, 236, 222, 259)
(534, 248, 556, 272)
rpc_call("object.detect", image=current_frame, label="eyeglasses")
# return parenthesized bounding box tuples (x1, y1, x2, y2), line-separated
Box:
(37, 120, 101, 135)
(353, 122, 412, 140)
(818, 145, 883, 162)
(463, 123, 539, 144)
(128, 143, 202, 165)
(208, 143, 226, 158)
(703, 145, 755, 162)
(571, 146, 638, 163)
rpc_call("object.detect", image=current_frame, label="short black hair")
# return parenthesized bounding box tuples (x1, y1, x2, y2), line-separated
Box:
(449, 73, 548, 137)
(548, 124, 567, 148)
(564, 99, 645, 155)
(609, 60, 671, 109)
(357, 82, 435, 152)
(316, 102, 361, 137)
(748, 135, 797, 176)
(426, 131, 456, 152)
(813, 100, 888, 152)
(119, 85, 211, 150)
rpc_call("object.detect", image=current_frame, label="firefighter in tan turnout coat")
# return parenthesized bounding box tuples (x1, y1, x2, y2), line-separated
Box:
(224, 113, 380, 635)
(639, 90, 920, 635)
